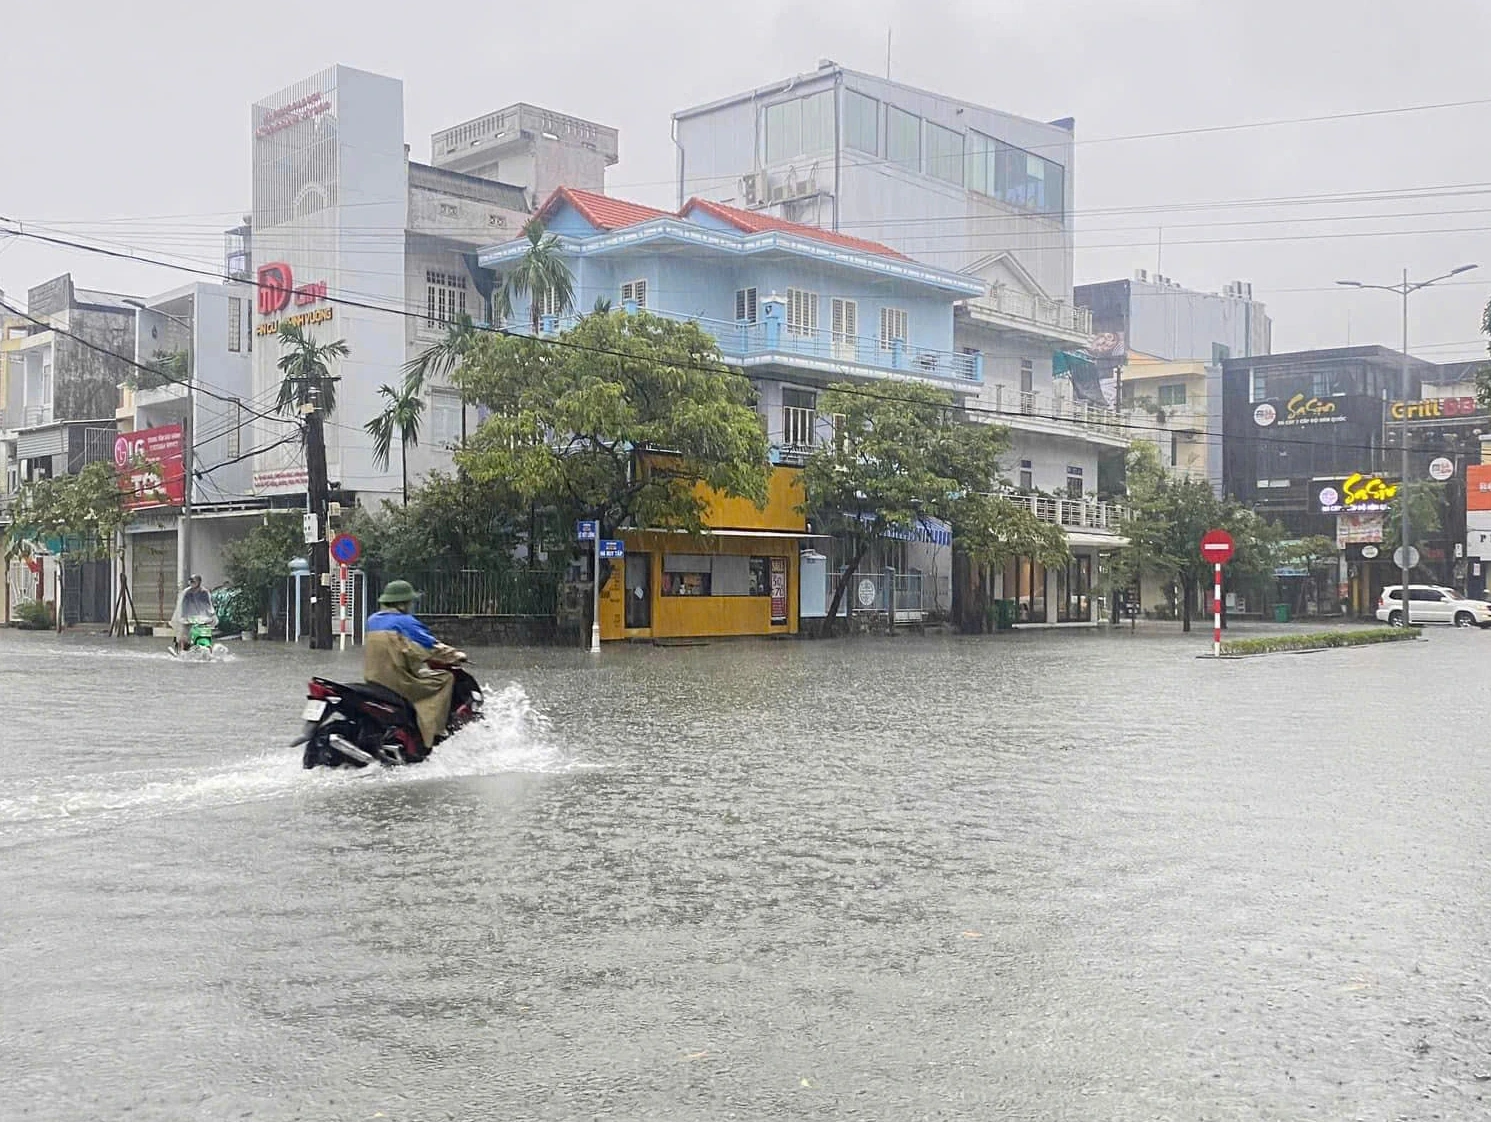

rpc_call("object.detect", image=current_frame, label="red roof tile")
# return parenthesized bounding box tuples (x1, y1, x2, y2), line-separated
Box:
(536, 186, 673, 231)
(681, 197, 910, 261)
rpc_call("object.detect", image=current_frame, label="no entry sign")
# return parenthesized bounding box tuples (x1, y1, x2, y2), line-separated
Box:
(1200, 528, 1235, 565)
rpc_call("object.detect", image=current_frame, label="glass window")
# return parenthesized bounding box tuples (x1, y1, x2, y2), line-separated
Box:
(764, 100, 799, 165)
(992, 140, 1063, 217)
(844, 90, 878, 154)
(748, 557, 771, 596)
(1066, 465, 1084, 499)
(965, 130, 992, 195)
(1020, 358, 1034, 394)
(1157, 383, 1187, 406)
(1056, 555, 1092, 623)
(886, 106, 920, 172)
(1019, 459, 1033, 491)
(429, 390, 462, 447)
(925, 122, 963, 186)
(227, 298, 241, 352)
(1408, 588, 1444, 602)
(1003, 556, 1047, 623)
(801, 91, 834, 157)
(662, 554, 712, 597)
(879, 307, 909, 351)
(765, 92, 833, 164)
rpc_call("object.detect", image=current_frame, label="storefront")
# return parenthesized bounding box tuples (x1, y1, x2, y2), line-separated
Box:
(598, 466, 807, 642)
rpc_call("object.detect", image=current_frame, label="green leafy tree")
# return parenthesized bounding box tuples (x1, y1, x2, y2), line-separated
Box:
(275, 323, 347, 416)
(3, 460, 130, 563)
(221, 515, 304, 627)
(494, 219, 576, 334)
(347, 471, 527, 576)
(1381, 480, 1444, 553)
(1115, 442, 1282, 630)
(403, 311, 477, 397)
(133, 349, 188, 393)
(454, 310, 770, 541)
(365, 382, 424, 505)
(803, 381, 1051, 630)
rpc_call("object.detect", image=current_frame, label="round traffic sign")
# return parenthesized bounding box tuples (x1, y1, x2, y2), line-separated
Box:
(1429, 456, 1454, 482)
(330, 532, 362, 565)
(1200, 528, 1235, 565)
(1392, 545, 1421, 570)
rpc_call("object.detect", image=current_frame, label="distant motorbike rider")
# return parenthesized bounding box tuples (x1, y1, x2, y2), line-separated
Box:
(364, 580, 468, 752)
(170, 575, 217, 652)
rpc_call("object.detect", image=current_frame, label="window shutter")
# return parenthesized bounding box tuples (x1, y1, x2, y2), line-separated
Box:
(735, 287, 758, 324)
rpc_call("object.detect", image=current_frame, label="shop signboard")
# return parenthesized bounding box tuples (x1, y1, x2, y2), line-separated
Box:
(1390, 397, 1482, 421)
(115, 424, 184, 510)
(1466, 464, 1491, 511)
(1336, 512, 1385, 547)
(1317, 473, 1398, 514)
(1253, 393, 1354, 428)
(770, 557, 788, 624)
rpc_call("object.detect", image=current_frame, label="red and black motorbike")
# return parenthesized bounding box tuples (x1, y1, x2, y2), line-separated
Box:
(292, 663, 484, 769)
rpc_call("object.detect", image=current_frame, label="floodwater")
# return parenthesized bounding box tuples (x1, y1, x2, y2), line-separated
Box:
(3, 626, 1489, 1120)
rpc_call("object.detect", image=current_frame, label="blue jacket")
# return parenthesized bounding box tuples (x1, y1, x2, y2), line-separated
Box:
(367, 609, 437, 650)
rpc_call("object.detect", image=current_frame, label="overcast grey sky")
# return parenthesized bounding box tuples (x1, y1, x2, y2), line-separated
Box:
(4, 0, 1491, 362)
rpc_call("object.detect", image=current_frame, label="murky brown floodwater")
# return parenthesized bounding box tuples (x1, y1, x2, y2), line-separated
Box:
(3, 626, 1488, 1119)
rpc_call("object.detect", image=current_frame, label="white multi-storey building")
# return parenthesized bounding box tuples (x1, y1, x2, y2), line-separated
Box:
(673, 62, 1125, 624)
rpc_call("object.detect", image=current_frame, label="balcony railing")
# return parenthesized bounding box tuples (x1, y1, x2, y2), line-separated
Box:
(1004, 491, 1126, 534)
(986, 385, 1120, 431)
(520, 310, 982, 383)
(964, 286, 1093, 337)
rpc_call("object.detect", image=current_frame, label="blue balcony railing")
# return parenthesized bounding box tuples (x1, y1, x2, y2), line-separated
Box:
(519, 306, 982, 384)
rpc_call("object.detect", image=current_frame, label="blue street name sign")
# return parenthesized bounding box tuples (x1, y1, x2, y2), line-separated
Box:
(598, 539, 624, 559)
(576, 520, 598, 541)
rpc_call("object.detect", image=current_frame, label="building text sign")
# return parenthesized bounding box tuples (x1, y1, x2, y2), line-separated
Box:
(1390, 397, 1482, 420)
(1317, 473, 1398, 514)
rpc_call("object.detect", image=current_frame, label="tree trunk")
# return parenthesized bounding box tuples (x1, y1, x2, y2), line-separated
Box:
(400, 438, 408, 507)
(822, 543, 868, 637)
(1181, 573, 1193, 633)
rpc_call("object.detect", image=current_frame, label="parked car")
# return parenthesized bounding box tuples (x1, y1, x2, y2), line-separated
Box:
(1375, 585, 1491, 628)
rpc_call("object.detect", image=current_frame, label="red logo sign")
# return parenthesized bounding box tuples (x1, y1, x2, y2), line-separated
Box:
(1200, 528, 1236, 565)
(115, 424, 185, 511)
(258, 263, 293, 317)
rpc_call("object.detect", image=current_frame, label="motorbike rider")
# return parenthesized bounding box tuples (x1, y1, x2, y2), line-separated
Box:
(169, 575, 217, 652)
(364, 580, 468, 753)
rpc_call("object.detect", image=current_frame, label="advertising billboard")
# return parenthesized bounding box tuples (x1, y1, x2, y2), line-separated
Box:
(115, 425, 184, 510)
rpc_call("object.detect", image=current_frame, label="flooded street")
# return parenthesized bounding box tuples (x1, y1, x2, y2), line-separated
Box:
(4, 627, 1489, 1120)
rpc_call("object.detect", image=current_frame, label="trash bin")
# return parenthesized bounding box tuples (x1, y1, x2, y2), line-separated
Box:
(995, 599, 1017, 631)
(1273, 603, 1291, 623)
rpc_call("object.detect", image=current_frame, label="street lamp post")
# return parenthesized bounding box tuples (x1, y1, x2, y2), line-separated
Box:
(1336, 264, 1477, 627)
(126, 298, 196, 588)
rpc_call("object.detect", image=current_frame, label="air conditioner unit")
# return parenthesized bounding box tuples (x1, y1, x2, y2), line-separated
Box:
(740, 172, 764, 206)
(1135, 269, 1148, 282)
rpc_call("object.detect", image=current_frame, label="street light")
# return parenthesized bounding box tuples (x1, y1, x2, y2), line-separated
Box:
(1335, 264, 1478, 626)
(124, 297, 195, 589)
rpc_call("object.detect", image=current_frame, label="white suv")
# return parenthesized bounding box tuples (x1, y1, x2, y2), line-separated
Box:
(1376, 585, 1491, 628)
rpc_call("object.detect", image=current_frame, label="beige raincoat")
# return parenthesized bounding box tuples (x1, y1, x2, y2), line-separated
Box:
(363, 611, 462, 748)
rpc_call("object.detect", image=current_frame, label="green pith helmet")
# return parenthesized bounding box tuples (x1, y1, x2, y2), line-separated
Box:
(378, 579, 419, 607)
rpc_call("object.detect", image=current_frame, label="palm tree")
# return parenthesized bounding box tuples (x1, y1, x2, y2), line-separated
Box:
(495, 218, 576, 334)
(365, 383, 425, 505)
(274, 323, 348, 416)
(402, 311, 476, 449)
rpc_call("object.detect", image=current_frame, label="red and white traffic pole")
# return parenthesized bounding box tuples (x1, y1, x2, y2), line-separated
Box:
(1213, 561, 1222, 658)
(338, 562, 348, 651)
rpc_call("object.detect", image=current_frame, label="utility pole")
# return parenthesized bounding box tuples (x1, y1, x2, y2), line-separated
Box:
(303, 379, 333, 650)
(1337, 262, 1478, 628)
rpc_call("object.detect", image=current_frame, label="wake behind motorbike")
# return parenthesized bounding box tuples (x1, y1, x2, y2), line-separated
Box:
(293, 663, 484, 769)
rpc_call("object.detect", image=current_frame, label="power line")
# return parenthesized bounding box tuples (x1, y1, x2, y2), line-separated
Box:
(8, 220, 1483, 463)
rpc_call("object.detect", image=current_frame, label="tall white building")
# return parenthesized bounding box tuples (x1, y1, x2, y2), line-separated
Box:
(673, 63, 1127, 624)
(247, 66, 614, 507)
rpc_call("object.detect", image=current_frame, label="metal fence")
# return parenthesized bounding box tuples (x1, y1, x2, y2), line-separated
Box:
(370, 567, 561, 617)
